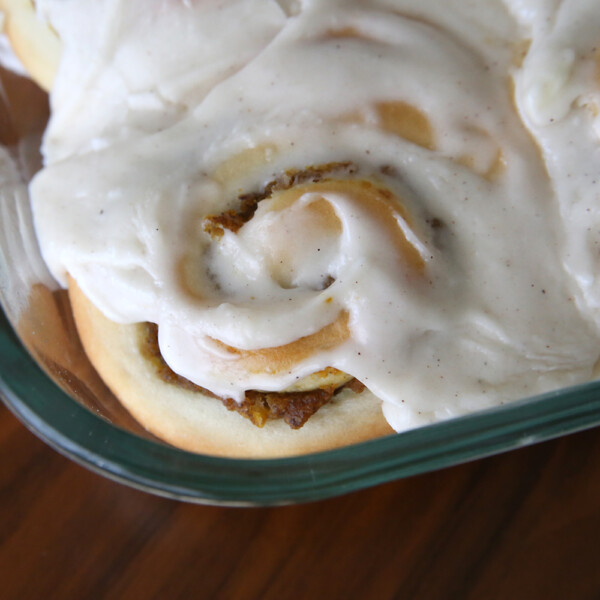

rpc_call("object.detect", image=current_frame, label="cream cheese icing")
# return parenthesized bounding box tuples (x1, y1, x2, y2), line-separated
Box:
(29, 0, 600, 431)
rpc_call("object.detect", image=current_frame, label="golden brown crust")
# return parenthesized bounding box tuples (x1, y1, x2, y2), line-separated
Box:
(0, 0, 61, 92)
(68, 280, 394, 458)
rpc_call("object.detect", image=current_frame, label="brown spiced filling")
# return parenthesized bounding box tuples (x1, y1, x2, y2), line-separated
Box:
(203, 161, 358, 237)
(139, 323, 365, 429)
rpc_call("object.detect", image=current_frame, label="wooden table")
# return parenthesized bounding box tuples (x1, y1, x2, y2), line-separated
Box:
(1, 400, 600, 600)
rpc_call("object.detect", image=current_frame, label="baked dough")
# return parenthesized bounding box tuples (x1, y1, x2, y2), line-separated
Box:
(69, 280, 393, 458)
(0, 0, 59, 92)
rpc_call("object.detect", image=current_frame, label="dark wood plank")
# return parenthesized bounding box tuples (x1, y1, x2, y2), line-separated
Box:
(1, 400, 600, 600)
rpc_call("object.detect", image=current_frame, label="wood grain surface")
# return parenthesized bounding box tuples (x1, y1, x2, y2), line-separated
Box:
(1, 400, 600, 600)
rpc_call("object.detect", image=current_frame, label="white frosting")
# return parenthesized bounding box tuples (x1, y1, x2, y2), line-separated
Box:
(30, 0, 600, 431)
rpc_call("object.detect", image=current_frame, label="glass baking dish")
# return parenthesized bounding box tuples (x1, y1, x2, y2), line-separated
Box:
(3, 307, 600, 506)
(2, 62, 600, 507)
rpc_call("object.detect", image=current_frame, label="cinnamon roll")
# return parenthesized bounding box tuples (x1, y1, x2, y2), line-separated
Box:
(5, 0, 600, 457)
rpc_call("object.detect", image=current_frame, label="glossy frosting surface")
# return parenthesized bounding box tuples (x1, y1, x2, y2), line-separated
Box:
(30, 0, 600, 430)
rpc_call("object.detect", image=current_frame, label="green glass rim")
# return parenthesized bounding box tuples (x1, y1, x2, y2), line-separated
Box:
(2, 307, 600, 506)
